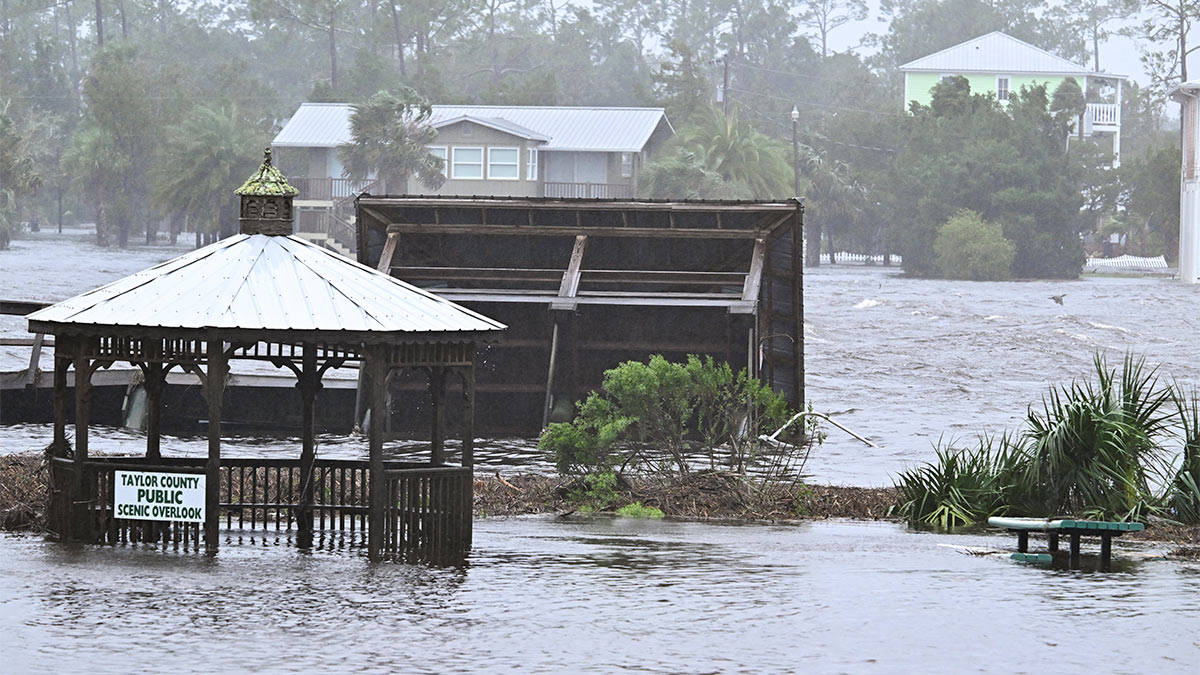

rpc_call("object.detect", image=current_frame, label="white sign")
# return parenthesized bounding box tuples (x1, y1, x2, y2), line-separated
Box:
(114, 471, 206, 523)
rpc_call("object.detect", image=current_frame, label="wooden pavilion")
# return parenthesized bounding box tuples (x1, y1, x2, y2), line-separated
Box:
(29, 151, 505, 561)
(353, 196, 804, 435)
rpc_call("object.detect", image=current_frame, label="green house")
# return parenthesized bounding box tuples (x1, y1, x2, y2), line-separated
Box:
(900, 31, 1125, 166)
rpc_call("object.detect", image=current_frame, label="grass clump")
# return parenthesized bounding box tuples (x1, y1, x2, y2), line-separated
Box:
(616, 502, 665, 519)
(896, 353, 1200, 530)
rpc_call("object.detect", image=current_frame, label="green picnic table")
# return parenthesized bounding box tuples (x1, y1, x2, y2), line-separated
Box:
(986, 517, 1145, 570)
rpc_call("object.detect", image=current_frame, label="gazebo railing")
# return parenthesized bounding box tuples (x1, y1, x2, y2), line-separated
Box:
(50, 456, 473, 559)
(382, 465, 473, 562)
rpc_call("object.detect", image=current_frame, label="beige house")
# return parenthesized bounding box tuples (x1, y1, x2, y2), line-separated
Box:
(271, 103, 674, 254)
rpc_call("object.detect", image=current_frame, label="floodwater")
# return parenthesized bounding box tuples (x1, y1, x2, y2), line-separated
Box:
(2, 520, 1198, 672)
(3, 227, 1200, 484)
(4, 230, 1200, 671)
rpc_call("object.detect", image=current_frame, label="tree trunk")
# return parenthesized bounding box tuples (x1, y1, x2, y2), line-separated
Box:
(95, 188, 109, 247)
(328, 14, 338, 92)
(390, 2, 406, 77)
(117, 0, 126, 39)
(806, 220, 822, 267)
(65, 0, 81, 110)
(94, 0, 103, 48)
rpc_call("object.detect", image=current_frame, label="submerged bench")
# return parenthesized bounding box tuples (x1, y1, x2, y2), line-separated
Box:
(987, 517, 1145, 570)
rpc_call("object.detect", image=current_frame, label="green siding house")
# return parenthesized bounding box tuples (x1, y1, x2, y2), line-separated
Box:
(900, 32, 1125, 166)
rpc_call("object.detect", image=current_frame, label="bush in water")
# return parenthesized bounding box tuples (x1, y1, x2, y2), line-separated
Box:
(539, 355, 796, 478)
(932, 210, 1016, 281)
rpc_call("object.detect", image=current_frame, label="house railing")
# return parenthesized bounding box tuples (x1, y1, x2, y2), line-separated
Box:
(290, 177, 376, 202)
(1085, 103, 1119, 129)
(543, 182, 635, 199)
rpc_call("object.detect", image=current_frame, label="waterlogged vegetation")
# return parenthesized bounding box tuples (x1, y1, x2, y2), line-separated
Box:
(540, 355, 823, 517)
(896, 354, 1200, 530)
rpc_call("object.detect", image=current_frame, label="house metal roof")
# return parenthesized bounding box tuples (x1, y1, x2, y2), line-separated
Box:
(432, 115, 550, 142)
(27, 234, 506, 337)
(899, 32, 1118, 77)
(273, 103, 671, 152)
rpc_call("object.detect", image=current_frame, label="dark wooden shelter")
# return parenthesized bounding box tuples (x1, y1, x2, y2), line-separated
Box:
(29, 151, 505, 561)
(354, 196, 803, 434)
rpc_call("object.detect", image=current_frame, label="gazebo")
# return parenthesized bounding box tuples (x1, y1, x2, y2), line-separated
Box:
(30, 150, 505, 561)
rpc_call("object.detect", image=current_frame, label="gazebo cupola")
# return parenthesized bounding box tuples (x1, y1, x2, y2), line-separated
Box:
(234, 148, 298, 235)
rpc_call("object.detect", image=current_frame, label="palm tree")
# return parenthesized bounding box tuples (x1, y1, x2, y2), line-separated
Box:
(800, 146, 865, 266)
(338, 89, 446, 193)
(673, 106, 794, 199)
(151, 104, 267, 247)
(64, 125, 124, 247)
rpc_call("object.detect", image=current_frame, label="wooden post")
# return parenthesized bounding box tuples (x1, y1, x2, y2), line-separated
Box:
(542, 322, 560, 429)
(1017, 531, 1028, 553)
(297, 344, 318, 548)
(52, 334, 71, 454)
(1048, 532, 1059, 552)
(204, 337, 227, 552)
(431, 365, 446, 465)
(144, 349, 164, 461)
(1069, 532, 1081, 569)
(462, 356, 476, 469)
(73, 337, 92, 542)
(1100, 533, 1112, 571)
(367, 345, 387, 561)
(354, 231, 402, 430)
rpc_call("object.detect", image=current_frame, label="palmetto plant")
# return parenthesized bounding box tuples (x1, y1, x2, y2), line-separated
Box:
(895, 435, 1016, 530)
(1169, 387, 1200, 523)
(895, 353, 1188, 530)
(1014, 354, 1172, 521)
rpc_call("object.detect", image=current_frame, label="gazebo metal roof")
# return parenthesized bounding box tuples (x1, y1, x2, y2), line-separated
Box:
(28, 233, 506, 338)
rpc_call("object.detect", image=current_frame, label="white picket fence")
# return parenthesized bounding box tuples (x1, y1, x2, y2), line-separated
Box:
(1084, 254, 1169, 271)
(819, 252, 902, 265)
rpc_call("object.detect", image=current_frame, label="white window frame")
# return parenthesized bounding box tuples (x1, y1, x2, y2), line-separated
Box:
(996, 76, 1011, 102)
(487, 147, 520, 181)
(427, 146, 448, 177)
(620, 152, 634, 178)
(451, 146, 484, 180)
(526, 148, 539, 181)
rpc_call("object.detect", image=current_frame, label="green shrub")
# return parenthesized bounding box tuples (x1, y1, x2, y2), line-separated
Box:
(932, 209, 1016, 280)
(568, 471, 620, 510)
(616, 502, 665, 519)
(539, 355, 795, 478)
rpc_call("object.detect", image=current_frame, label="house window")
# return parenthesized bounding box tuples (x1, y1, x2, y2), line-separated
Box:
(452, 147, 483, 179)
(427, 146, 447, 177)
(620, 152, 634, 178)
(997, 76, 1010, 102)
(527, 149, 539, 181)
(488, 147, 519, 180)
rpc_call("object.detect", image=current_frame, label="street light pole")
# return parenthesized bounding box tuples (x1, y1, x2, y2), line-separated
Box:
(790, 106, 801, 199)
(789, 105, 805, 415)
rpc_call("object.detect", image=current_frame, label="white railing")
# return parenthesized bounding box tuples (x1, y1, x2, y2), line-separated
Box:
(1086, 103, 1119, 128)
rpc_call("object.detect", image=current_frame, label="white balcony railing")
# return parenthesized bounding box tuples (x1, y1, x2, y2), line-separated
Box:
(1085, 103, 1120, 130)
